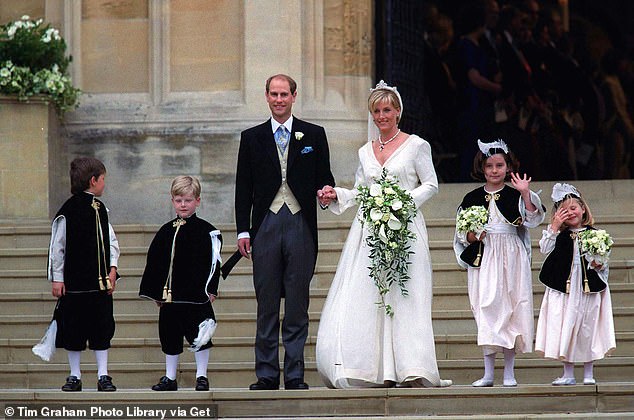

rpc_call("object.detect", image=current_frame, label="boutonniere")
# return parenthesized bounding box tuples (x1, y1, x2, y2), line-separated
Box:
(295, 132, 304, 141)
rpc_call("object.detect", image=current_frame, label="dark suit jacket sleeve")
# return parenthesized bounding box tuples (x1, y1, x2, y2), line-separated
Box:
(314, 125, 336, 190)
(235, 130, 254, 236)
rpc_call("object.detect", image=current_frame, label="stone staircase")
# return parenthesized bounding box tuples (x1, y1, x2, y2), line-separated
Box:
(0, 180, 633, 418)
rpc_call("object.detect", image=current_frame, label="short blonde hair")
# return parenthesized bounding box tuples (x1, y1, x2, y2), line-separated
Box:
(552, 194, 595, 227)
(368, 89, 401, 122)
(171, 175, 201, 198)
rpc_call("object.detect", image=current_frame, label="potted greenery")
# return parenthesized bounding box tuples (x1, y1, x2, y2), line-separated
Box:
(0, 15, 80, 115)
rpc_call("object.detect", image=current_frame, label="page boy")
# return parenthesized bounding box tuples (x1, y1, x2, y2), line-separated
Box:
(139, 176, 222, 391)
(48, 156, 120, 392)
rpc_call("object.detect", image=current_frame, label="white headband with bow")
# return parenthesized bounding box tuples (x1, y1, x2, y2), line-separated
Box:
(551, 182, 580, 203)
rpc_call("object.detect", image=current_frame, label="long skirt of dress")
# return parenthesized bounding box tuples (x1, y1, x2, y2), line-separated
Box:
(316, 212, 445, 388)
(535, 257, 616, 362)
(467, 227, 535, 355)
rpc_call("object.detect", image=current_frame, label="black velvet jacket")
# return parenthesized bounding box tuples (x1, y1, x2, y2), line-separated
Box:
(54, 192, 111, 292)
(139, 214, 222, 305)
(539, 226, 606, 294)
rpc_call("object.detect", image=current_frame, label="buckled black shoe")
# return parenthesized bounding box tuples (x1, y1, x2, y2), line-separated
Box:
(151, 376, 178, 391)
(249, 377, 279, 390)
(97, 375, 117, 392)
(195, 376, 209, 391)
(61, 376, 82, 392)
(285, 378, 309, 390)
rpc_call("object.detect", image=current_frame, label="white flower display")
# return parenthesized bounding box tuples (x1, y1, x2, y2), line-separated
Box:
(456, 205, 489, 238)
(578, 229, 613, 266)
(0, 15, 80, 114)
(356, 168, 416, 316)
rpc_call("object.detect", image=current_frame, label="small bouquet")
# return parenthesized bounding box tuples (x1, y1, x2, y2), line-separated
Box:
(578, 228, 613, 267)
(357, 168, 416, 316)
(456, 206, 488, 237)
(456, 206, 488, 267)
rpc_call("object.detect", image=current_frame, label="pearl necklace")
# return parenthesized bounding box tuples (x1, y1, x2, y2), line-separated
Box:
(378, 129, 401, 151)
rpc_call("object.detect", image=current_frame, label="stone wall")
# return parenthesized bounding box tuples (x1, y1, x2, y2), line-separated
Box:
(0, 97, 64, 222)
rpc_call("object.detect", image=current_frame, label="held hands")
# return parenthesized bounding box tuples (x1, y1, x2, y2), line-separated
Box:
(317, 185, 337, 206)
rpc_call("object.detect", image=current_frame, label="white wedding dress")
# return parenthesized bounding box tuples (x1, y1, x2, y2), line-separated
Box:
(316, 135, 451, 388)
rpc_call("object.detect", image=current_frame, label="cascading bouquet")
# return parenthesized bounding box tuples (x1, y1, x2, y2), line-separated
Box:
(357, 168, 416, 316)
(578, 228, 613, 267)
(456, 205, 489, 267)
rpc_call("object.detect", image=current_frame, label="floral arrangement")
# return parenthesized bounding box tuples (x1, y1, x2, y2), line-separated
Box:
(357, 168, 416, 316)
(456, 205, 489, 237)
(0, 15, 80, 114)
(578, 228, 613, 266)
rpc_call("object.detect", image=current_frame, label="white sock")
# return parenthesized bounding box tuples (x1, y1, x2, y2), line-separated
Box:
(67, 351, 81, 379)
(503, 348, 516, 381)
(166, 354, 179, 380)
(195, 349, 210, 378)
(483, 352, 496, 380)
(584, 361, 594, 380)
(94, 350, 109, 378)
(563, 361, 575, 379)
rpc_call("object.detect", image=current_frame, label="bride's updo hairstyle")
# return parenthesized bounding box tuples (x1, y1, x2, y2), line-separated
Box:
(368, 89, 401, 124)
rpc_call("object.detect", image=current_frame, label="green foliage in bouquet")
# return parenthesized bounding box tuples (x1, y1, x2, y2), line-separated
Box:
(357, 168, 417, 316)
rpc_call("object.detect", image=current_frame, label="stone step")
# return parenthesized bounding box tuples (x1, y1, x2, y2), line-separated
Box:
(4, 332, 633, 365)
(3, 211, 634, 249)
(3, 259, 632, 294)
(3, 235, 634, 270)
(1, 384, 632, 418)
(2, 282, 634, 316)
(1, 356, 633, 390)
(3, 306, 634, 340)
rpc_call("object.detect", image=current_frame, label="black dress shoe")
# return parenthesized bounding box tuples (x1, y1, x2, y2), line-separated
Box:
(97, 375, 117, 392)
(249, 377, 279, 390)
(195, 376, 209, 391)
(285, 378, 309, 390)
(151, 376, 178, 391)
(62, 376, 82, 392)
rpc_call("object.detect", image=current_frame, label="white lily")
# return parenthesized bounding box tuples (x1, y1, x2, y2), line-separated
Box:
(370, 208, 383, 222)
(388, 213, 402, 230)
(379, 224, 388, 243)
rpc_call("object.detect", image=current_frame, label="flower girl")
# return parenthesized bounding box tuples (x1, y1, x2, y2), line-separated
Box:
(535, 183, 616, 385)
(453, 139, 545, 387)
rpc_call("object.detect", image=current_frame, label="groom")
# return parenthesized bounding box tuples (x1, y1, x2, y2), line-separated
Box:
(234, 74, 335, 390)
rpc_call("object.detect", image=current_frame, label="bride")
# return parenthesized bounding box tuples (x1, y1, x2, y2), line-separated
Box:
(316, 81, 452, 388)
